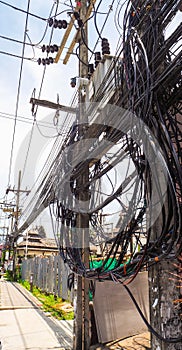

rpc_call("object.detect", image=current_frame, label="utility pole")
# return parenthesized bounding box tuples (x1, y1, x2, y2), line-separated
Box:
(12, 170, 21, 280)
(74, 1, 90, 350)
(29, 2, 91, 347)
(25, 229, 29, 260)
(1, 204, 16, 259)
(6, 170, 30, 280)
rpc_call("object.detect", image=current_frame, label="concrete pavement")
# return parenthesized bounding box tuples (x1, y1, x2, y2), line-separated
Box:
(0, 278, 73, 350)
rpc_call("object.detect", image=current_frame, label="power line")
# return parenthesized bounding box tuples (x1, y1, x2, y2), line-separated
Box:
(88, 0, 116, 63)
(0, 50, 36, 61)
(19, 1, 61, 186)
(7, 0, 31, 188)
(0, 34, 39, 47)
(0, 0, 46, 21)
(0, 111, 58, 129)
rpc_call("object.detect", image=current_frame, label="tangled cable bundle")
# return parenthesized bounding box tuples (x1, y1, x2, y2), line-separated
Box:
(19, 0, 182, 283)
(48, 0, 181, 281)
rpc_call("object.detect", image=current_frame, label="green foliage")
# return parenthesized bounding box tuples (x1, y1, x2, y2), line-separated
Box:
(4, 270, 13, 281)
(16, 265, 21, 282)
(19, 280, 74, 320)
(21, 279, 30, 290)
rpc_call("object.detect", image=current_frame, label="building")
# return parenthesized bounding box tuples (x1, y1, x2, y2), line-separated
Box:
(17, 230, 58, 258)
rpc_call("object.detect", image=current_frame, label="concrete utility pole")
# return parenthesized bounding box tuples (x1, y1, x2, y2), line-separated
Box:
(74, 1, 90, 349)
(33, 2, 93, 347)
(12, 170, 21, 280)
(7, 170, 30, 280)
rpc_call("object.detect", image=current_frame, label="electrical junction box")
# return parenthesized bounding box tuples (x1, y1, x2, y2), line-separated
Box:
(87, 55, 124, 124)
(88, 55, 114, 101)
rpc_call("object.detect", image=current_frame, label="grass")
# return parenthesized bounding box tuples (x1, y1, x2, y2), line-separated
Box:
(20, 280, 74, 320)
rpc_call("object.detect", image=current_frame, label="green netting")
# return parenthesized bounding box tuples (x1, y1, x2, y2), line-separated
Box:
(90, 258, 118, 271)
(89, 258, 130, 300)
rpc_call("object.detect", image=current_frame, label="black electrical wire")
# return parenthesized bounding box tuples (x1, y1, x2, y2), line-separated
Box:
(0, 34, 39, 47)
(31, 1, 60, 120)
(89, 0, 116, 63)
(93, 0, 104, 40)
(0, 0, 46, 21)
(7, 0, 31, 188)
(0, 50, 35, 61)
(75, 42, 89, 66)
(0, 111, 58, 129)
(7, 1, 61, 216)
(17, 0, 182, 287)
(58, 0, 181, 277)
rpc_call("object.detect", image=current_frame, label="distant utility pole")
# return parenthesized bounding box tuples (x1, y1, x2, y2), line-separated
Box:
(6, 170, 30, 280)
(12, 170, 21, 280)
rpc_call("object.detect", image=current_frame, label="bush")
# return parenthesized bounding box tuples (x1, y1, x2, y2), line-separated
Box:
(4, 270, 13, 281)
(19, 280, 74, 320)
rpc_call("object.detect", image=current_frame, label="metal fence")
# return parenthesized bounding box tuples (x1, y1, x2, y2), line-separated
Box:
(21, 255, 73, 302)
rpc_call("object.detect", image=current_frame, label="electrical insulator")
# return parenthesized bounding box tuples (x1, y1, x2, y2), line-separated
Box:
(70, 77, 77, 88)
(94, 52, 101, 68)
(62, 20, 67, 29)
(37, 57, 54, 65)
(57, 20, 68, 29)
(101, 38, 110, 55)
(45, 58, 50, 65)
(48, 18, 67, 29)
(42, 44, 58, 53)
(42, 45, 58, 53)
(52, 44, 58, 52)
(42, 44, 46, 52)
(88, 63, 94, 79)
(46, 46, 51, 53)
(48, 18, 54, 27)
(58, 20, 63, 29)
(53, 19, 58, 28)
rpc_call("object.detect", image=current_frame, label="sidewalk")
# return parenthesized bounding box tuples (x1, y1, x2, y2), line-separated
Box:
(0, 278, 73, 350)
(0, 278, 150, 350)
